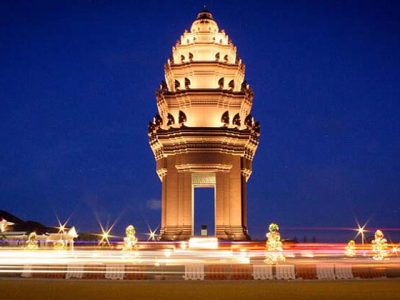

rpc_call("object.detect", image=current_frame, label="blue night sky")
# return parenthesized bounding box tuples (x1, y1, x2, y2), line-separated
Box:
(0, 1, 399, 241)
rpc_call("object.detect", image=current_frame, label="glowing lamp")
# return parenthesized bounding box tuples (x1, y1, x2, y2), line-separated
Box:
(164, 249, 172, 258)
(180, 241, 188, 250)
(67, 227, 78, 238)
(188, 237, 218, 249)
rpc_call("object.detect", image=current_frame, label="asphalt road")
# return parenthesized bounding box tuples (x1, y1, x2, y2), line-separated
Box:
(1, 278, 400, 300)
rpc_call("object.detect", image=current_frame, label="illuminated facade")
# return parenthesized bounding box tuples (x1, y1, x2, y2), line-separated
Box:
(148, 10, 260, 240)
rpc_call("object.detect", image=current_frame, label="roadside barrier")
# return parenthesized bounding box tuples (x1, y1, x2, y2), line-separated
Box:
(21, 265, 32, 278)
(231, 264, 252, 280)
(183, 264, 204, 280)
(205, 265, 230, 280)
(276, 265, 295, 280)
(352, 266, 386, 279)
(11, 262, 400, 281)
(335, 264, 353, 279)
(105, 264, 125, 280)
(316, 264, 336, 280)
(252, 265, 273, 280)
(66, 264, 84, 279)
(295, 264, 317, 279)
(83, 264, 105, 280)
(124, 265, 147, 280)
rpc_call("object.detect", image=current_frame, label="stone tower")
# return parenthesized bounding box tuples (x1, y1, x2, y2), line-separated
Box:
(148, 10, 260, 241)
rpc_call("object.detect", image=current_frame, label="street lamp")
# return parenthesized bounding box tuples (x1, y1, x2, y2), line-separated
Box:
(355, 223, 368, 256)
(357, 225, 366, 246)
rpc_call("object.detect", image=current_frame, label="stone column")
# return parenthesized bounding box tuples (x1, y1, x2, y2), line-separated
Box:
(214, 156, 249, 240)
(160, 157, 192, 240)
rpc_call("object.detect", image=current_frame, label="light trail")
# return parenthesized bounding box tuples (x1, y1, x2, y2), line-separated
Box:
(0, 243, 398, 268)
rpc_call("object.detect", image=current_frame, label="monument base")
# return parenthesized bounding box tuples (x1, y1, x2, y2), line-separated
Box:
(216, 225, 251, 241)
(160, 225, 250, 241)
(159, 226, 192, 241)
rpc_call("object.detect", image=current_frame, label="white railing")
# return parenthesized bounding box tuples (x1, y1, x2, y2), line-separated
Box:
(183, 264, 204, 280)
(105, 264, 125, 280)
(335, 264, 353, 279)
(252, 265, 273, 280)
(276, 265, 295, 280)
(66, 264, 84, 279)
(316, 264, 336, 280)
